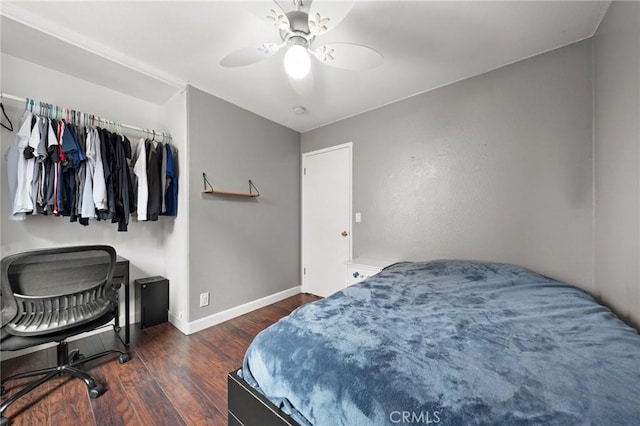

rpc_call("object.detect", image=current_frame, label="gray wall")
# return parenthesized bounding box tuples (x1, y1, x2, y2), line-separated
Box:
(593, 1, 640, 328)
(187, 86, 300, 321)
(302, 40, 594, 290)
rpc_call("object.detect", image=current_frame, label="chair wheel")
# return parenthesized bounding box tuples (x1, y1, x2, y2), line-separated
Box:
(88, 384, 105, 399)
(69, 350, 83, 362)
(1, 415, 10, 426)
(118, 353, 130, 364)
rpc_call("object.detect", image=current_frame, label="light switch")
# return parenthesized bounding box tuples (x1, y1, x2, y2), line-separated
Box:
(355, 212, 362, 223)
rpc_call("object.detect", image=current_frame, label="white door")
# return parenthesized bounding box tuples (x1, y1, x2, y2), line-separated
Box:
(302, 143, 352, 297)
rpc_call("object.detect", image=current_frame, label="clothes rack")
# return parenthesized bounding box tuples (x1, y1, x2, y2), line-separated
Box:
(0, 92, 171, 141)
(4, 91, 179, 229)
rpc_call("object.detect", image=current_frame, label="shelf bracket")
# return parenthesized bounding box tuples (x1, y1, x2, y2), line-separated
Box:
(248, 180, 260, 197)
(203, 172, 214, 192)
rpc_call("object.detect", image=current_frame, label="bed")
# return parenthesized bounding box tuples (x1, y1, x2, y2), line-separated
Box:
(229, 260, 640, 425)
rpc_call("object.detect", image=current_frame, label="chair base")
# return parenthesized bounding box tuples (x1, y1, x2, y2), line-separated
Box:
(0, 341, 129, 425)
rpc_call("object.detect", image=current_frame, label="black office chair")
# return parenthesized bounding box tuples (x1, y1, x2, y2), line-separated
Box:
(0, 245, 130, 426)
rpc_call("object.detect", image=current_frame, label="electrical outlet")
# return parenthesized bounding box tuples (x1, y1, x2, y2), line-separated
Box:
(199, 292, 209, 307)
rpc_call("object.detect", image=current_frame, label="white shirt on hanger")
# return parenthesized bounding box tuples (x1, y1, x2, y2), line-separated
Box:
(6, 111, 32, 220)
(92, 128, 108, 211)
(13, 113, 38, 215)
(133, 137, 148, 221)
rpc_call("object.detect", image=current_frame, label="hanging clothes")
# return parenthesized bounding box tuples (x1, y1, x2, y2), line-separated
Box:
(6, 112, 32, 221)
(112, 134, 135, 231)
(4, 99, 177, 231)
(32, 118, 47, 215)
(45, 118, 60, 215)
(146, 140, 163, 221)
(132, 137, 148, 221)
(97, 127, 116, 220)
(57, 121, 81, 217)
(160, 143, 167, 214)
(74, 124, 88, 225)
(52, 118, 65, 215)
(92, 127, 108, 212)
(13, 113, 38, 215)
(163, 143, 178, 217)
(80, 128, 97, 220)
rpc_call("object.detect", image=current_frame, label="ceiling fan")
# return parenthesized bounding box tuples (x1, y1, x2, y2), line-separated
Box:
(220, 0, 382, 91)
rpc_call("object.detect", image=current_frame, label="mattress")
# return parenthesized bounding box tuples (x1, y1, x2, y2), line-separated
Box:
(240, 260, 640, 425)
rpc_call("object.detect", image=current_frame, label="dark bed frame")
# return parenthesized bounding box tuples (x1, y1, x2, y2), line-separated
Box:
(227, 370, 298, 426)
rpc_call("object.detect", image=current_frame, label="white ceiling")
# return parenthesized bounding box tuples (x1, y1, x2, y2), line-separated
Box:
(0, 1, 610, 132)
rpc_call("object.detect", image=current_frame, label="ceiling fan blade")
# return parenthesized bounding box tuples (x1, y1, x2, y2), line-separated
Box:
(242, 2, 290, 30)
(289, 68, 314, 96)
(219, 43, 284, 67)
(308, 1, 354, 36)
(313, 43, 382, 70)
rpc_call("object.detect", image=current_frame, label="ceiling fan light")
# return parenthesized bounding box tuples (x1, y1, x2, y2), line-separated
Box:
(284, 45, 311, 79)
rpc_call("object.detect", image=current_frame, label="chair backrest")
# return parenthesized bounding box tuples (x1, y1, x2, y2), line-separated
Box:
(1, 245, 116, 336)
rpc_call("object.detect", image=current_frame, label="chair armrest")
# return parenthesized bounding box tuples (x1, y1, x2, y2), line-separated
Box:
(108, 278, 123, 304)
(111, 278, 123, 290)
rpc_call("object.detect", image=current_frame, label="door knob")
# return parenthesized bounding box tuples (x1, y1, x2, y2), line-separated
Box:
(341, 231, 348, 237)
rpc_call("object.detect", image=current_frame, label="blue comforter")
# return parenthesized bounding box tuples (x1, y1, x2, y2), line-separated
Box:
(240, 260, 640, 425)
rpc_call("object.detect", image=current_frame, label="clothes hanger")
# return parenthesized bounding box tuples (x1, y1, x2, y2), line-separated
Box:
(152, 129, 159, 147)
(0, 102, 14, 131)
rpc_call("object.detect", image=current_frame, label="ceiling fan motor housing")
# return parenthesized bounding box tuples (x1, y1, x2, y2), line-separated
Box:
(280, 10, 315, 48)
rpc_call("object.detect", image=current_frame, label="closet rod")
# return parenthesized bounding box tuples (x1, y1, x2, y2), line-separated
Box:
(0, 92, 171, 140)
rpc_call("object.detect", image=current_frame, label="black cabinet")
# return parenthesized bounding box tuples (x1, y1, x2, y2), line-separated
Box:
(134, 276, 169, 328)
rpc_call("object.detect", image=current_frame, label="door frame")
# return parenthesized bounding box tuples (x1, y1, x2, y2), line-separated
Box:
(301, 142, 353, 292)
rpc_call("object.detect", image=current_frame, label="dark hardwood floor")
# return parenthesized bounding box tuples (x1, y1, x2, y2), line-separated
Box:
(1, 293, 320, 426)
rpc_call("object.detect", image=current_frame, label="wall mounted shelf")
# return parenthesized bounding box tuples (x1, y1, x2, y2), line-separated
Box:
(202, 173, 260, 198)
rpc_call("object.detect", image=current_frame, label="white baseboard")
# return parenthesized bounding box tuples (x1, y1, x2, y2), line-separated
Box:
(183, 286, 301, 335)
(168, 311, 189, 334)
